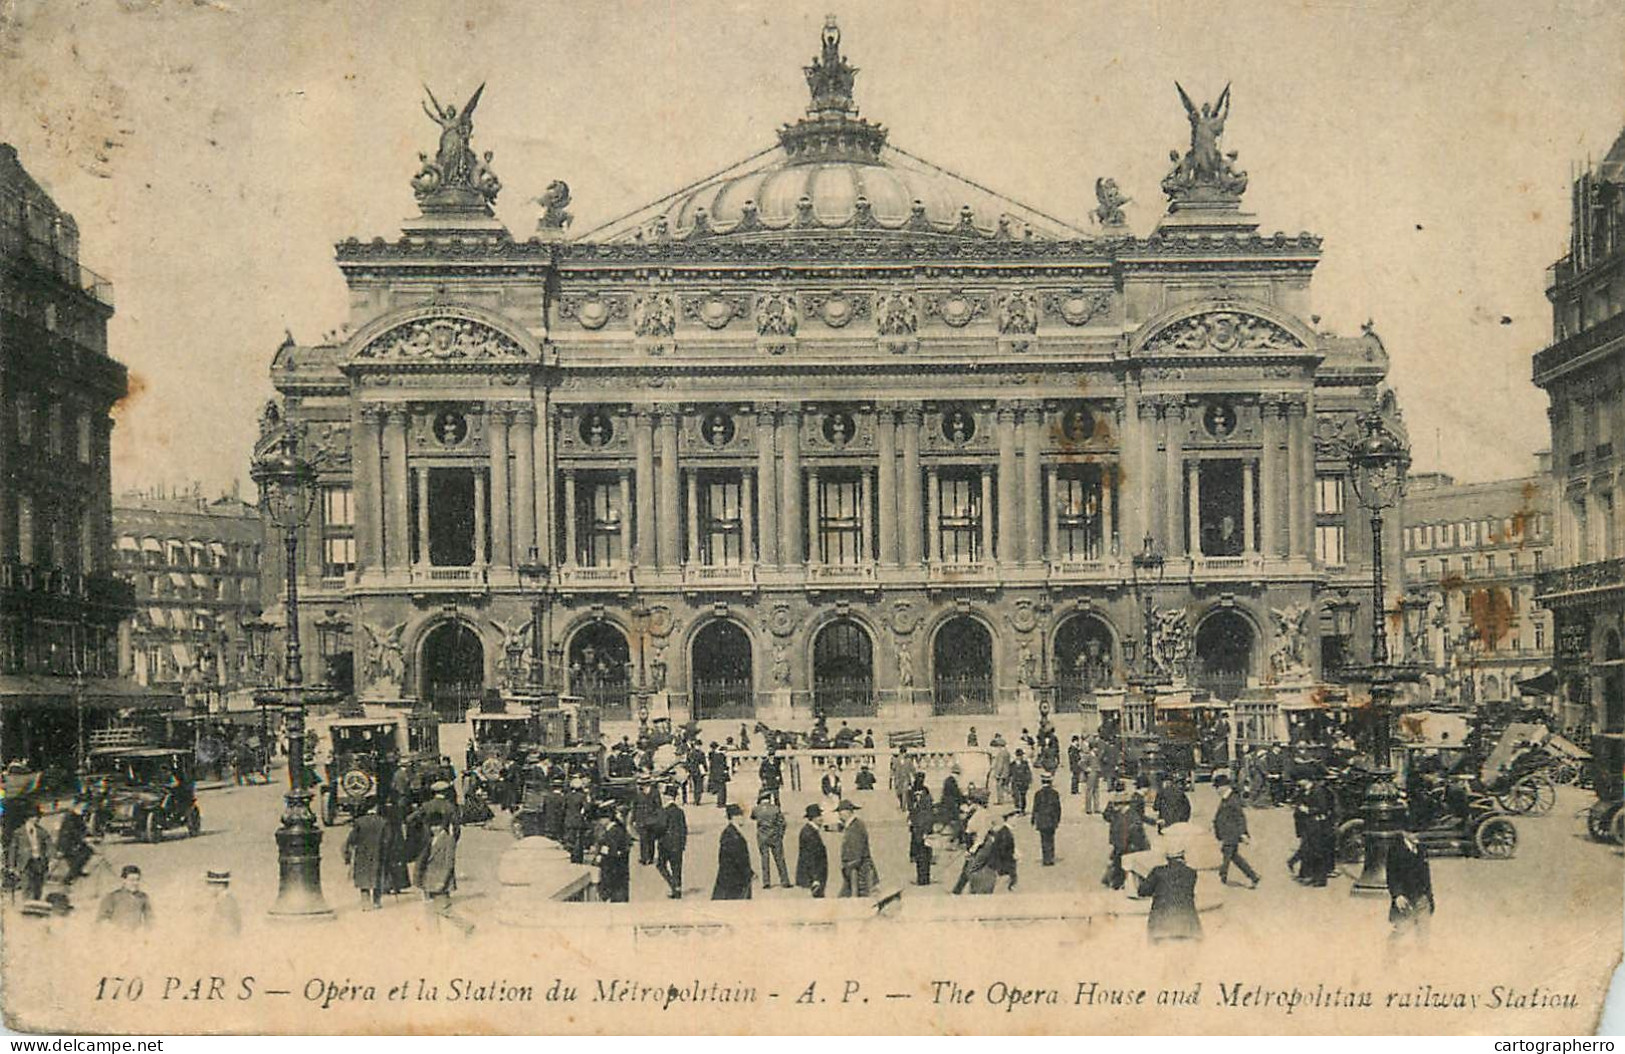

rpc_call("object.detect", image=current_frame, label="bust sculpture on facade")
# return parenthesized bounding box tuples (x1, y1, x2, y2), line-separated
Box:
(1093, 178, 1131, 227)
(1161, 82, 1248, 204)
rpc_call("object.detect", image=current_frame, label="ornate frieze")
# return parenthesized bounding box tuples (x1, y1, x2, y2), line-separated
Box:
(409, 403, 488, 453)
(681, 406, 758, 455)
(1042, 289, 1112, 327)
(875, 290, 918, 336)
(923, 290, 990, 328)
(997, 289, 1039, 335)
(1140, 311, 1305, 357)
(307, 421, 353, 471)
(355, 317, 530, 362)
(631, 290, 677, 338)
(557, 293, 627, 331)
(557, 405, 632, 455)
(804, 290, 871, 328)
(681, 291, 752, 330)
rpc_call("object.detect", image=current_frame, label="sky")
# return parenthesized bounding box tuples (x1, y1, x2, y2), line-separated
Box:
(4, 0, 1623, 495)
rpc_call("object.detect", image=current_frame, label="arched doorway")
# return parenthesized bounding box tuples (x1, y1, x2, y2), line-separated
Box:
(813, 619, 874, 717)
(691, 620, 754, 718)
(1194, 610, 1253, 701)
(569, 623, 632, 720)
(933, 616, 994, 715)
(1603, 631, 1624, 734)
(1054, 614, 1115, 713)
(421, 620, 484, 722)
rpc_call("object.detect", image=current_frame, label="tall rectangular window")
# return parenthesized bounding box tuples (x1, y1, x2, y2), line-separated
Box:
(1056, 466, 1103, 560)
(816, 472, 864, 566)
(321, 485, 356, 578)
(15, 399, 31, 446)
(76, 411, 91, 463)
(1534, 621, 1546, 650)
(1315, 524, 1345, 567)
(1315, 475, 1345, 516)
(47, 402, 62, 456)
(938, 472, 982, 564)
(702, 474, 744, 566)
(17, 494, 35, 565)
(1314, 473, 1345, 567)
(578, 476, 625, 567)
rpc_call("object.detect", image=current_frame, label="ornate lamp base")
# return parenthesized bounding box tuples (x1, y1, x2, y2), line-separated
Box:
(268, 799, 334, 921)
(1351, 770, 1405, 897)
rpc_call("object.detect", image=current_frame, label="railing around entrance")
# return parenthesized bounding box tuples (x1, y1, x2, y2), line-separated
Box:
(576, 682, 633, 721)
(812, 677, 876, 717)
(692, 678, 755, 720)
(933, 676, 994, 715)
(1055, 673, 1112, 713)
(1195, 669, 1247, 702)
(427, 681, 482, 723)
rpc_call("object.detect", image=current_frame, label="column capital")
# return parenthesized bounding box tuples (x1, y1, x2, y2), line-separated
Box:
(653, 403, 682, 425)
(511, 404, 537, 426)
(385, 406, 411, 426)
(357, 404, 388, 427)
(996, 405, 1019, 426)
(900, 404, 925, 427)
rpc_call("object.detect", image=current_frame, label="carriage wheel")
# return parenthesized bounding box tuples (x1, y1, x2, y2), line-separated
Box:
(1611, 808, 1625, 847)
(1551, 761, 1580, 786)
(1497, 782, 1537, 814)
(1474, 816, 1518, 859)
(1336, 818, 1366, 865)
(1517, 774, 1556, 816)
(141, 811, 160, 844)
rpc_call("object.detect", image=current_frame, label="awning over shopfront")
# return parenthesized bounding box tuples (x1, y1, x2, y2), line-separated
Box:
(117, 536, 139, 552)
(144, 607, 169, 629)
(208, 541, 228, 563)
(141, 538, 163, 555)
(1517, 668, 1558, 696)
(168, 642, 194, 669)
(0, 674, 185, 711)
(168, 572, 188, 588)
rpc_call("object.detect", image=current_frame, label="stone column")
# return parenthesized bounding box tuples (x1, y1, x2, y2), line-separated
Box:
(927, 467, 941, 563)
(1135, 397, 1157, 551)
(980, 467, 994, 562)
(1103, 463, 1117, 556)
(489, 408, 512, 567)
(634, 411, 655, 568)
(512, 407, 536, 561)
(876, 406, 898, 565)
(1022, 404, 1044, 563)
(996, 407, 1019, 565)
(1243, 458, 1257, 554)
(1286, 399, 1305, 561)
(741, 472, 754, 564)
(657, 408, 680, 568)
(1046, 465, 1060, 560)
(1260, 399, 1280, 558)
(779, 407, 803, 565)
(755, 409, 777, 566)
(806, 470, 821, 567)
(353, 407, 381, 573)
(901, 407, 923, 565)
(533, 400, 552, 567)
(860, 469, 874, 562)
(1166, 402, 1187, 558)
(415, 466, 430, 566)
(386, 408, 411, 569)
(618, 471, 632, 566)
(563, 471, 578, 568)
(686, 470, 700, 566)
(473, 470, 487, 566)
(1187, 460, 1201, 557)
(1116, 395, 1140, 552)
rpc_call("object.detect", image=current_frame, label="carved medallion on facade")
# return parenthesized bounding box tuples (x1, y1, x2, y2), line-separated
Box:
(1060, 404, 1096, 444)
(632, 291, 677, 338)
(700, 410, 737, 448)
(579, 408, 616, 447)
(357, 317, 528, 361)
(1042, 290, 1112, 327)
(558, 293, 627, 331)
(1202, 401, 1238, 439)
(941, 405, 977, 445)
(682, 292, 751, 330)
(821, 409, 856, 447)
(924, 290, 989, 328)
(1008, 599, 1038, 636)
(754, 291, 799, 338)
(997, 290, 1039, 335)
(432, 409, 469, 446)
(875, 290, 918, 336)
(805, 291, 870, 328)
(890, 599, 920, 637)
(768, 603, 798, 639)
(1142, 311, 1304, 356)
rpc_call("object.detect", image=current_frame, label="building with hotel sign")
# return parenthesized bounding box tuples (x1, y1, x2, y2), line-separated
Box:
(264, 21, 1407, 726)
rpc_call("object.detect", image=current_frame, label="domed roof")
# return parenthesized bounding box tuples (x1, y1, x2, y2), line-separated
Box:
(590, 19, 1077, 244)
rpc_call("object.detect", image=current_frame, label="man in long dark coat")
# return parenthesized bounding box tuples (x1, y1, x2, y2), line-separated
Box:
(55, 801, 92, 882)
(707, 743, 731, 810)
(1154, 776, 1192, 830)
(1031, 773, 1062, 866)
(836, 800, 879, 897)
(654, 785, 688, 899)
(1138, 846, 1202, 942)
(1386, 829, 1434, 945)
(907, 772, 935, 885)
(343, 803, 391, 909)
(938, 765, 965, 838)
(594, 805, 632, 903)
(712, 805, 754, 900)
(686, 745, 706, 805)
(990, 811, 1019, 890)
(541, 777, 567, 842)
(631, 777, 661, 866)
(1102, 787, 1149, 889)
(759, 752, 783, 806)
(795, 803, 828, 897)
(1213, 774, 1260, 887)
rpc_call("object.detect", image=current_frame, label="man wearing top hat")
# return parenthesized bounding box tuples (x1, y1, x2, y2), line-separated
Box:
(1031, 772, 1062, 866)
(795, 803, 829, 897)
(836, 800, 879, 898)
(712, 804, 754, 900)
(594, 803, 632, 903)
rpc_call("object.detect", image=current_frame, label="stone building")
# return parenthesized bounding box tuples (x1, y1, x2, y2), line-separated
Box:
(0, 143, 136, 765)
(113, 485, 268, 703)
(1401, 465, 1553, 707)
(1535, 121, 1625, 737)
(265, 22, 1405, 726)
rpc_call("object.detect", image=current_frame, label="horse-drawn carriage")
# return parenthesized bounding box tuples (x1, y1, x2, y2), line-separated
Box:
(1586, 732, 1624, 845)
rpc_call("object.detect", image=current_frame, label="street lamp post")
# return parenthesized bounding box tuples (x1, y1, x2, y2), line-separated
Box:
(1129, 533, 1166, 684)
(1343, 408, 1412, 896)
(517, 549, 556, 727)
(251, 424, 333, 921)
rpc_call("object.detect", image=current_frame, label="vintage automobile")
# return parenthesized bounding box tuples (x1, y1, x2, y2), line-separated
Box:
(100, 748, 201, 843)
(1337, 768, 1519, 862)
(1476, 722, 1561, 816)
(466, 712, 536, 811)
(320, 716, 401, 826)
(510, 744, 608, 839)
(1585, 732, 1624, 845)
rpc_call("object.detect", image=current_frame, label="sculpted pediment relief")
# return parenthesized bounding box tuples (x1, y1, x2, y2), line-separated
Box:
(1138, 310, 1307, 357)
(354, 316, 532, 363)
